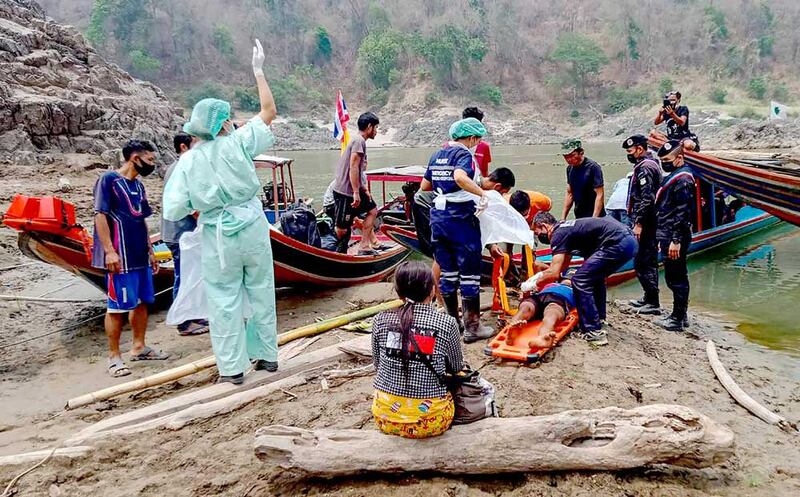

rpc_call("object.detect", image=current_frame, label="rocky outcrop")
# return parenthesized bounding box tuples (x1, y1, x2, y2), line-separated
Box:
(0, 0, 183, 164)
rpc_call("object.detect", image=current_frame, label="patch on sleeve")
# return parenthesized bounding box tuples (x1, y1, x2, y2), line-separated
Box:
(640, 177, 647, 186)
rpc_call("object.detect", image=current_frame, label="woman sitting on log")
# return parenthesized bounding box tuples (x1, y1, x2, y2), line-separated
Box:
(371, 261, 464, 439)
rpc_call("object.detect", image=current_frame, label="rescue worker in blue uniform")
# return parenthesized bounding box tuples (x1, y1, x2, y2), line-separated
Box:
(623, 135, 664, 315)
(420, 118, 494, 344)
(525, 212, 637, 345)
(653, 140, 696, 331)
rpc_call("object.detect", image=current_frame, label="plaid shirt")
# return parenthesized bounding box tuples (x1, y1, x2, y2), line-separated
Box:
(372, 303, 463, 399)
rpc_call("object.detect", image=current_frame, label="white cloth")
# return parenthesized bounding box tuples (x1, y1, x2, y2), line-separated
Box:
(166, 228, 207, 325)
(606, 174, 632, 211)
(469, 190, 535, 248)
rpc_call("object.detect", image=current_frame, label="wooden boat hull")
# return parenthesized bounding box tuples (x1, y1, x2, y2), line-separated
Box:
(649, 137, 800, 226)
(13, 224, 410, 295)
(381, 206, 780, 286)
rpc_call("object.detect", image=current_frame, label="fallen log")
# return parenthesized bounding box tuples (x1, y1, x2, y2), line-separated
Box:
(706, 340, 797, 432)
(254, 404, 734, 478)
(66, 299, 399, 409)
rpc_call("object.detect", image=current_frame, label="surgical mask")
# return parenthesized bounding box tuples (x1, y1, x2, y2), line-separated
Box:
(661, 160, 675, 172)
(135, 159, 156, 177)
(626, 154, 638, 164)
(537, 232, 550, 245)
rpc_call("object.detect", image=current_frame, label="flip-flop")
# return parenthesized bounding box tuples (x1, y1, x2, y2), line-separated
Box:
(371, 243, 392, 251)
(130, 346, 170, 361)
(178, 321, 210, 336)
(357, 249, 379, 256)
(108, 358, 131, 378)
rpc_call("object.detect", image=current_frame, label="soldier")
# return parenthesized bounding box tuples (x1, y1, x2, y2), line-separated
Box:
(623, 135, 663, 315)
(653, 140, 696, 331)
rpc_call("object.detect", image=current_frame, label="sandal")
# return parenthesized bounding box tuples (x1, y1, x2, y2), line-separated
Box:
(108, 357, 131, 378)
(371, 243, 392, 251)
(130, 346, 170, 361)
(357, 249, 379, 256)
(178, 320, 210, 337)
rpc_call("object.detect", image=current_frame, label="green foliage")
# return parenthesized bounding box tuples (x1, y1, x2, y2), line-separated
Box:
(734, 107, 763, 120)
(128, 49, 161, 78)
(748, 77, 768, 100)
(269, 66, 326, 113)
(86, 0, 113, 47)
(212, 25, 235, 58)
(412, 27, 486, 88)
(471, 84, 503, 106)
(367, 88, 389, 109)
(758, 35, 774, 58)
(569, 109, 580, 119)
(626, 17, 642, 61)
(293, 119, 317, 129)
(704, 5, 729, 44)
(234, 87, 260, 112)
(604, 87, 648, 114)
(709, 86, 727, 104)
(184, 82, 228, 107)
(357, 30, 404, 89)
(550, 33, 608, 97)
(314, 26, 333, 63)
(424, 91, 441, 107)
(658, 77, 674, 96)
(772, 82, 789, 102)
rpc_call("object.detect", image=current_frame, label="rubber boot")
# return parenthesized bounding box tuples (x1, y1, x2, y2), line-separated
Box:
(462, 297, 495, 344)
(654, 313, 685, 332)
(442, 292, 464, 334)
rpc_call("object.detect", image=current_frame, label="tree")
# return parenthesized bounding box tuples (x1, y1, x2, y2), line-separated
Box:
(412, 27, 486, 89)
(314, 26, 332, 64)
(357, 30, 403, 89)
(550, 33, 608, 100)
(129, 49, 161, 78)
(212, 25, 235, 58)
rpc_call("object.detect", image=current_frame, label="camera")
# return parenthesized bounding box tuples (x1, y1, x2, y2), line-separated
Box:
(663, 98, 672, 108)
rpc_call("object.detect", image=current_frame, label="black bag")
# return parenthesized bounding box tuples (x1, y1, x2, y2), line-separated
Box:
(279, 201, 321, 248)
(409, 335, 498, 425)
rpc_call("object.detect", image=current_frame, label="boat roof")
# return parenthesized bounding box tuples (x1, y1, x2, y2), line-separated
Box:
(366, 165, 426, 182)
(253, 155, 294, 169)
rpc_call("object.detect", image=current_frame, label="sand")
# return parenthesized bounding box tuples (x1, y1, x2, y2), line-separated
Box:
(1, 160, 799, 496)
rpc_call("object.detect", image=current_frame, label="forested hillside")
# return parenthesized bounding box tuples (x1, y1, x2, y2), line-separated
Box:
(37, 0, 800, 119)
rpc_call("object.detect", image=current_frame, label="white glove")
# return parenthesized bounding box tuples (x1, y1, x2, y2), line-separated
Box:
(475, 194, 489, 216)
(521, 272, 544, 293)
(252, 38, 265, 77)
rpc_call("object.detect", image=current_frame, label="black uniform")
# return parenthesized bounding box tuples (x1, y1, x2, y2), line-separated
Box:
(628, 155, 662, 307)
(655, 166, 696, 321)
(567, 157, 605, 218)
(549, 218, 637, 333)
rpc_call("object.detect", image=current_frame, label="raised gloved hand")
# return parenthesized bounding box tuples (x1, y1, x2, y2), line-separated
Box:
(475, 194, 490, 216)
(520, 272, 544, 293)
(252, 38, 265, 77)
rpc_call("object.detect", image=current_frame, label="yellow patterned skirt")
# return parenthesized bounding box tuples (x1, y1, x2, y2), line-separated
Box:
(372, 389, 454, 439)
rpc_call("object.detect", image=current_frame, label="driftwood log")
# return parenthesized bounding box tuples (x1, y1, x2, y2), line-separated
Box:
(254, 404, 734, 478)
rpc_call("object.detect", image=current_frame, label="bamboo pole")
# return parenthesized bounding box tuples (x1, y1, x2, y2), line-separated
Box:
(65, 299, 402, 409)
(0, 295, 102, 304)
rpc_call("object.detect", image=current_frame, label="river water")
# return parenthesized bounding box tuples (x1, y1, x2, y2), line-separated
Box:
(267, 143, 800, 356)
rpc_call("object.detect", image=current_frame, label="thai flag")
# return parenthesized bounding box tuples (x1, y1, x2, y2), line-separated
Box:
(333, 90, 350, 152)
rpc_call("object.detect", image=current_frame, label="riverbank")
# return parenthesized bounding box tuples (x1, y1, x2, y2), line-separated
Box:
(0, 257, 798, 496)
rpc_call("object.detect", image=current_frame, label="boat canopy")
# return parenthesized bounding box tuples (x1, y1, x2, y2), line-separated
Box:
(366, 165, 426, 183)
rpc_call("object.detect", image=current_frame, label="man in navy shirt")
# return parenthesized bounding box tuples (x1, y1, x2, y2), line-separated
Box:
(93, 140, 169, 377)
(420, 118, 494, 344)
(526, 212, 637, 345)
(561, 139, 605, 220)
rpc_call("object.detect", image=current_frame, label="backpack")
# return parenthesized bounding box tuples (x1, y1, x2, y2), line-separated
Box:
(279, 201, 321, 248)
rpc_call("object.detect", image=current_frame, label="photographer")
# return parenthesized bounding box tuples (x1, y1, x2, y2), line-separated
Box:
(653, 91, 699, 151)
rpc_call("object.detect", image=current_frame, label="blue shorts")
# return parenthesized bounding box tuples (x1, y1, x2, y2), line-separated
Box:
(107, 267, 155, 313)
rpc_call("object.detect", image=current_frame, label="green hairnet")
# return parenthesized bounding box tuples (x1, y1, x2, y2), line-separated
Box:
(183, 98, 231, 140)
(449, 117, 487, 140)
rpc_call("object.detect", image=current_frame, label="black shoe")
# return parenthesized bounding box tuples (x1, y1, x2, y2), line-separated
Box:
(628, 298, 648, 308)
(217, 373, 244, 385)
(254, 360, 278, 372)
(636, 304, 662, 315)
(654, 315, 685, 332)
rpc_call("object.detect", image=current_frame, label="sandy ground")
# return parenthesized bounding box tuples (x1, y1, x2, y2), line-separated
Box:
(1, 159, 799, 496)
(0, 253, 798, 496)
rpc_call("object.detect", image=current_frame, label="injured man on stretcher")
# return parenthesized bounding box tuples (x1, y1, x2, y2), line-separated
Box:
(506, 278, 576, 349)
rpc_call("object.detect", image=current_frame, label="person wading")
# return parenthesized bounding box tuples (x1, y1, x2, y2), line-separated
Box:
(623, 134, 663, 316)
(420, 118, 495, 344)
(164, 39, 279, 384)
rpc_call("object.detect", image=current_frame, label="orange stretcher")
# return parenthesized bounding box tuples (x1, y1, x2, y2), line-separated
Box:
(485, 248, 579, 364)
